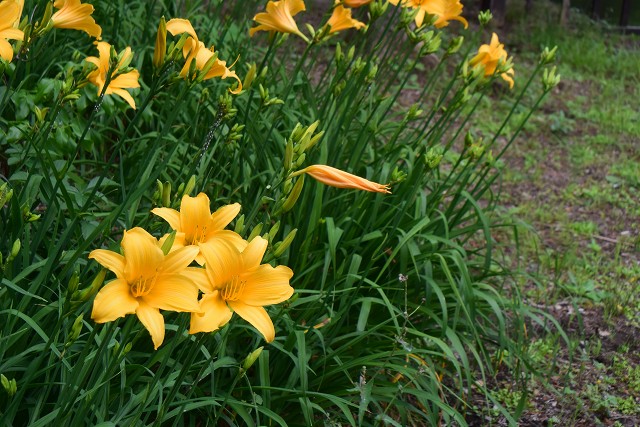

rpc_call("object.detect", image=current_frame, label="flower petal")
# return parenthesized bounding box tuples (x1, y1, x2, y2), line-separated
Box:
(166, 18, 198, 41)
(122, 227, 164, 282)
(229, 301, 275, 342)
(180, 193, 212, 241)
(241, 236, 268, 269)
(91, 279, 138, 323)
(242, 265, 294, 306)
(200, 240, 241, 288)
(160, 245, 199, 273)
(189, 291, 233, 334)
(136, 302, 165, 350)
(183, 267, 212, 293)
(143, 274, 200, 312)
(152, 207, 182, 230)
(208, 203, 241, 231)
(0, 38, 14, 62)
(88, 249, 125, 279)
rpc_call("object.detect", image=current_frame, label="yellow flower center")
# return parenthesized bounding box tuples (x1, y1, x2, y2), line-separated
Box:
(130, 273, 158, 298)
(188, 225, 208, 245)
(221, 275, 246, 302)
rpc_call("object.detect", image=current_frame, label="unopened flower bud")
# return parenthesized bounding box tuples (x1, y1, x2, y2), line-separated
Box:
(424, 147, 443, 169)
(539, 45, 558, 65)
(282, 176, 305, 213)
(447, 36, 464, 55)
(242, 346, 263, 371)
(0, 182, 13, 206)
(162, 181, 171, 208)
(478, 10, 493, 26)
(268, 221, 281, 242)
(65, 314, 84, 348)
(183, 175, 196, 197)
(153, 16, 167, 70)
(9, 239, 20, 260)
(248, 223, 263, 242)
(234, 214, 245, 234)
(273, 228, 297, 257)
(542, 66, 561, 91)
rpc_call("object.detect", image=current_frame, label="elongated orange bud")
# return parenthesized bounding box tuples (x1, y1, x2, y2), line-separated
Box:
(292, 165, 391, 194)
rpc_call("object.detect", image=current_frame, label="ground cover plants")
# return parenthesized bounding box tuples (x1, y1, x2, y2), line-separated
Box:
(467, 2, 640, 425)
(0, 0, 559, 425)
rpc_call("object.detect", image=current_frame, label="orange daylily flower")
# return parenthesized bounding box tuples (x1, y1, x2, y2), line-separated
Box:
(89, 228, 201, 349)
(249, 0, 306, 39)
(166, 18, 242, 91)
(85, 41, 140, 108)
(388, 0, 468, 29)
(469, 32, 514, 88)
(152, 193, 245, 265)
(343, 0, 373, 7)
(52, 0, 102, 39)
(293, 165, 391, 193)
(189, 237, 294, 342)
(0, 1, 23, 62)
(326, 2, 366, 34)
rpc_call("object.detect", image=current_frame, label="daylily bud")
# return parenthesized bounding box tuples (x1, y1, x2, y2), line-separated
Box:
(335, 42, 343, 64)
(424, 147, 443, 169)
(478, 10, 493, 26)
(65, 314, 84, 348)
(284, 137, 294, 170)
(9, 239, 20, 260)
(67, 270, 80, 296)
(268, 221, 281, 242)
(153, 16, 167, 70)
(160, 231, 176, 255)
(243, 62, 257, 89)
(72, 269, 106, 303)
(370, 0, 388, 19)
(0, 182, 13, 206)
(183, 175, 197, 197)
(1, 374, 16, 397)
(282, 175, 305, 213)
(242, 346, 263, 371)
(542, 66, 561, 91)
(234, 214, 245, 234)
(273, 228, 297, 257)
(447, 36, 464, 55)
(346, 46, 355, 62)
(248, 223, 263, 242)
(405, 104, 423, 121)
(539, 45, 558, 65)
(162, 181, 171, 208)
(294, 153, 306, 168)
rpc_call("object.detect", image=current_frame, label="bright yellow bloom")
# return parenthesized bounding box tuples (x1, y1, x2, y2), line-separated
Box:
(343, 0, 372, 7)
(388, 0, 468, 28)
(469, 32, 514, 88)
(249, 0, 306, 38)
(166, 18, 242, 92)
(85, 41, 140, 109)
(189, 237, 294, 342)
(294, 165, 391, 193)
(152, 193, 245, 266)
(181, 39, 243, 92)
(10, 0, 23, 27)
(0, 1, 24, 63)
(52, 0, 102, 39)
(326, 2, 366, 34)
(89, 227, 201, 349)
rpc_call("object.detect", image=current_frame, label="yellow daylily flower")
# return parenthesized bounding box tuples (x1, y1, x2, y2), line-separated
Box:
(0, 1, 24, 63)
(326, 2, 366, 34)
(249, 0, 306, 39)
(152, 193, 245, 265)
(343, 0, 372, 7)
(166, 18, 242, 91)
(52, 0, 102, 39)
(469, 32, 514, 88)
(189, 237, 294, 342)
(293, 164, 391, 193)
(180, 39, 242, 92)
(388, 0, 467, 28)
(11, 0, 23, 27)
(85, 41, 140, 109)
(89, 227, 201, 349)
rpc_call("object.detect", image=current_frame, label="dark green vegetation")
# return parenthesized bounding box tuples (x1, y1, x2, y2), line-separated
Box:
(474, 2, 640, 425)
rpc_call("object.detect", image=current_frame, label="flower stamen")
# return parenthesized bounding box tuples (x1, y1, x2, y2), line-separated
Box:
(221, 275, 246, 301)
(131, 273, 158, 297)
